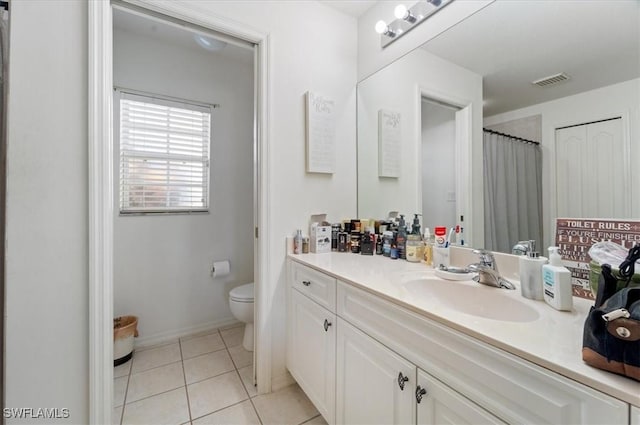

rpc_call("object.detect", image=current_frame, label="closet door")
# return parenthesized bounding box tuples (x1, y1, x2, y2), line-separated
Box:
(555, 118, 627, 218)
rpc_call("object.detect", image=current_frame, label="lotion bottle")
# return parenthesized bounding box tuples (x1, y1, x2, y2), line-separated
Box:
(542, 246, 573, 311)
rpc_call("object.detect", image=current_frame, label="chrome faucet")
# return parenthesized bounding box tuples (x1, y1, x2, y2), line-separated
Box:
(512, 240, 535, 256)
(468, 249, 516, 290)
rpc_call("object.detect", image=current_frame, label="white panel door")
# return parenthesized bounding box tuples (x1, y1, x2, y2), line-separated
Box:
(289, 289, 336, 423)
(555, 118, 627, 218)
(416, 369, 507, 425)
(336, 318, 415, 425)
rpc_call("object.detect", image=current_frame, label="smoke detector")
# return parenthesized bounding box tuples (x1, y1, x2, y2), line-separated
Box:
(531, 72, 570, 87)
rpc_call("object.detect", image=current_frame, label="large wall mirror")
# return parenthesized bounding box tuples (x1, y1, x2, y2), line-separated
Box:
(357, 0, 639, 253)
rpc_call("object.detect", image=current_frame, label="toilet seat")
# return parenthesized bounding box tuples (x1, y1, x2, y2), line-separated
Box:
(230, 282, 254, 303)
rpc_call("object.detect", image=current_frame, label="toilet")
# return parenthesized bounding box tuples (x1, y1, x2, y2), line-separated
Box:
(229, 282, 254, 351)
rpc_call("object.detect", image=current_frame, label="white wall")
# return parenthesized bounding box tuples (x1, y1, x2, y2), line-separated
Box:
(357, 48, 483, 246)
(485, 115, 542, 143)
(357, 0, 493, 81)
(112, 28, 254, 344)
(422, 101, 456, 230)
(484, 78, 640, 249)
(6, 0, 356, 419)
(5, 0, 89, 422)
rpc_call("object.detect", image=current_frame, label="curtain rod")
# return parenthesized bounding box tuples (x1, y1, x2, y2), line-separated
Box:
(483, 128, 540, 146)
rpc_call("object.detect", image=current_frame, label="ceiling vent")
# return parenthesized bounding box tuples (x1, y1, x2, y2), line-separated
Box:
(532, 72, 570, 87)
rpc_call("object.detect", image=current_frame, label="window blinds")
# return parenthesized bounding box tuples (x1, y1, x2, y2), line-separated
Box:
(118, 91, 211, 213)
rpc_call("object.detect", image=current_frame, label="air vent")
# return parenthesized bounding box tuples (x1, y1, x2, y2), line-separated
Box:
(532, 72, 570, 87)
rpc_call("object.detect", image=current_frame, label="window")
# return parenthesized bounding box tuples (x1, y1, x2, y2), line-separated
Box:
(117, 91, 211, 213)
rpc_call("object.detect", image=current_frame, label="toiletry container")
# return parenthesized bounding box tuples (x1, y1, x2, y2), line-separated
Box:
(542, 246, 573, 311)
(293, 229, 303, 254)
(229, 282, 255, 351)
(519, 251, 547, 300)
(423, 228, 433, 266)
(396, 215, 407, 260)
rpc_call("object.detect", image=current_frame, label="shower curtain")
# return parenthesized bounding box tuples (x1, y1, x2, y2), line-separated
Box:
(483, 131, 542, 253)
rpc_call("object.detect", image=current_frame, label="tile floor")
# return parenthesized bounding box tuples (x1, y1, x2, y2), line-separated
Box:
(114, 324, 327, 425)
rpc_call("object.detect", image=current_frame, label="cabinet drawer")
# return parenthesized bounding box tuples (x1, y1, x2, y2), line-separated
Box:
(337, 282, 628, 425)
(291, 262, 336, 311)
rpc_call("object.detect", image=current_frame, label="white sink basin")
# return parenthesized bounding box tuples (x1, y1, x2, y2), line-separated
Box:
(403, 278, 540, 323)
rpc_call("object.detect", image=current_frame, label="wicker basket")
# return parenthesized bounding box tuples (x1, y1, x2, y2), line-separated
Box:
(114, 315, 138, 366)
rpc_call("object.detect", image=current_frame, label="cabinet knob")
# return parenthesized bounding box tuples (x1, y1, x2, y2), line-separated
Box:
(397, 372, 409, 390)
(323, 319, 332, 332)
(415, 385, 427, 403)
(302, 280, 311, 286)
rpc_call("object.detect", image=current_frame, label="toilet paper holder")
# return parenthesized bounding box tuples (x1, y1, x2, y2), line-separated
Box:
(210, 260, 231, 278)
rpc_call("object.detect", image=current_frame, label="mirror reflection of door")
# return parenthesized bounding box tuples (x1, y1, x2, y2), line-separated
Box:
(555, 117, 628, 219)
(421, 98, 460, 232)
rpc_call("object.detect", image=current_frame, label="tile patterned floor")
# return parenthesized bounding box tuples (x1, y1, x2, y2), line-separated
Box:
(114, 324, 327, 425)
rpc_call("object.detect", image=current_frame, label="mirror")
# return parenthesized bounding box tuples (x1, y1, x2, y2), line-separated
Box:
(357, 0, 639, 253)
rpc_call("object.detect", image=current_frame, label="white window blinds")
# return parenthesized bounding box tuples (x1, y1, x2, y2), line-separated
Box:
(118, 91, 211, 213)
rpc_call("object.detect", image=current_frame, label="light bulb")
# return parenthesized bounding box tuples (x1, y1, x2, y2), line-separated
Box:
(394, 4, 408, 20)
(375, 20, 388, 34)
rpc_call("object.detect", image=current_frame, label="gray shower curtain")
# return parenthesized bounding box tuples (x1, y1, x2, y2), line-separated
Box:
(483, 131, 543, 253)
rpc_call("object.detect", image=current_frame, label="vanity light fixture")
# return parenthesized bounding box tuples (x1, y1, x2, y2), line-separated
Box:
(376, 0, 454, 48)
(394, 5, 417, 23)
(375, 20, 397, 37)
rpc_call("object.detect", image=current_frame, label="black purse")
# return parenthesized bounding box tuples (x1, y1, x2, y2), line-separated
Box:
(582, 245, 640, 381)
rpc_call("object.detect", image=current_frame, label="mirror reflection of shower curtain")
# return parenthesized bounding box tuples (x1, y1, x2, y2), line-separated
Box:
(483, 131, 542, 253)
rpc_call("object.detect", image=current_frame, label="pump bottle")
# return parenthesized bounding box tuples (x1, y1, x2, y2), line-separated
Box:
(542, 247, 573, 311)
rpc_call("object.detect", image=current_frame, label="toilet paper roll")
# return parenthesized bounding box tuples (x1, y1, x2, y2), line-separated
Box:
(212, 260, 231, 278)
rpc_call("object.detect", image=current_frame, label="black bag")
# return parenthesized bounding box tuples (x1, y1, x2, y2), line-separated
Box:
(582, 270, 640, 380)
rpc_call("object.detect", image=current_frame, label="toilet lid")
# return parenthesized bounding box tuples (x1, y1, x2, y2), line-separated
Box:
(230, 282, 254, 302)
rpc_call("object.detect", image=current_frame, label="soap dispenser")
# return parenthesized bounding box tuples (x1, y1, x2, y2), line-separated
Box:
(542, 247, 573, 311)
(518, 240, 546, 301)
(406, 214, 424, 263)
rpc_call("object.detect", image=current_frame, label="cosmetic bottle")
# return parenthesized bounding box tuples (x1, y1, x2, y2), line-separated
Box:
(406, 214, 424, 263)
(293, 229, 303, 254)
(382, 230, 393, 257)
(423, 228, 433, 266)
(542, 247, 573, 311)
(396, 215, 408, 260)
(350, 230, 361, 254)
(434, 226, 447, 248)
(375, 232, 383, 255)
(390, 239, 399, 260)
(338, 230, 349, 252)
(361, 231, 374, 255)
(331, 223, 340, 251)
(519, 242, 546, 300)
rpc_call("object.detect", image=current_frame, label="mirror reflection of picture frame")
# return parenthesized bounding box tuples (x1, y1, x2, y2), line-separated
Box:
(378, 109, 401, 178)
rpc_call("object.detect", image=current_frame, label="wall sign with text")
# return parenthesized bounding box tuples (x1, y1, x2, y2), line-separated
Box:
(555, 218, 640, 299)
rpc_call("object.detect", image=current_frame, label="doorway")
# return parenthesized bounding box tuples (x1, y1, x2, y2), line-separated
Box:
(421, 98, 460, 231)
(88, 2, 271, 423)
(419, 94, 471, 244)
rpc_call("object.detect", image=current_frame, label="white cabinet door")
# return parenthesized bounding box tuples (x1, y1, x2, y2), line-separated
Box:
(289, 288, 336, 423)
(336, 318, 415, 425)
(416, 369, 506, 425)
(631, 406, 640, 425)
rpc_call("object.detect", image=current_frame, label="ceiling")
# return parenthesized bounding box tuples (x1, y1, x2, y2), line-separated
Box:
(112, 8, 254, 65)
(422, 0, 640, 116)
(319, 0, 378, 18)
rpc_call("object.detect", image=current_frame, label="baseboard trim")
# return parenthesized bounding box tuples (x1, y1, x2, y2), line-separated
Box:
(271, 370, 295, 392)
(134, 317, 241, 349)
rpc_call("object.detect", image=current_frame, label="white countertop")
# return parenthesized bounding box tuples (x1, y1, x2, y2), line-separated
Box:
(288, 252, 640, 407)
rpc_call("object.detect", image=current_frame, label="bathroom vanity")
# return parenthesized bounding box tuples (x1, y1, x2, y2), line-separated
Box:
(286, 253, 640, 425)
